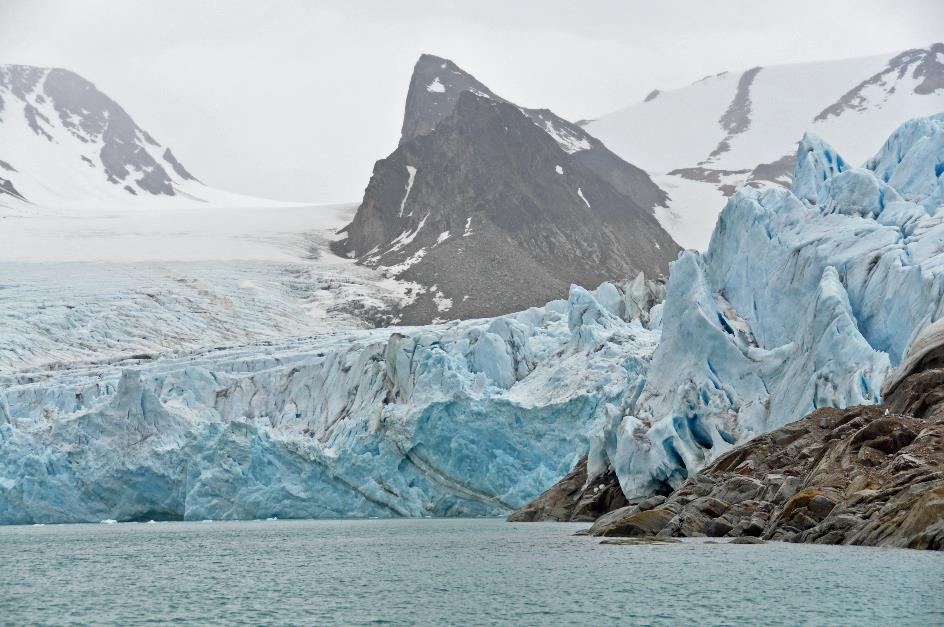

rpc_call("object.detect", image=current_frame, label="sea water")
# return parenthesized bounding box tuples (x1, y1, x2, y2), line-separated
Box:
(1, 518, 941, 626)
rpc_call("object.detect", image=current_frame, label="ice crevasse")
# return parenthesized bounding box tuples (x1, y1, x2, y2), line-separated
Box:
(1, 116, 943, 523)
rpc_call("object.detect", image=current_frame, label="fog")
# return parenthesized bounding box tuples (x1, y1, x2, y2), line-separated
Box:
(1, 0, 939, 202)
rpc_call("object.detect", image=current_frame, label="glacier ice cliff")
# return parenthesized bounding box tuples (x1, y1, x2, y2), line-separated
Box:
(0, 284, 658, 523)
(1, 116, 943, 523)
(595, 115, 944, 496)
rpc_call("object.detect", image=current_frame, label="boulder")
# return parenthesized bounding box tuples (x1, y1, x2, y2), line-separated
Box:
(591, 507, 674, 537)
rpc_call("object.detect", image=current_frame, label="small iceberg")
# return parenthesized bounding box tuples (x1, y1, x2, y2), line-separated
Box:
(100, 519, 118, 525)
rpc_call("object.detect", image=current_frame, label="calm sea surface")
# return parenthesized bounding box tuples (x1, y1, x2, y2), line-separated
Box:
(1, 518, 941, 626)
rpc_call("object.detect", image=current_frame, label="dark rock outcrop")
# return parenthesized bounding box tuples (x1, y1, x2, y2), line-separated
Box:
(399, 54, 668, 212)
(816, 44, 944, 121)
(344, 56, 681, 323)
(506, 456, 627, 522)
(514, 321, 944, 550)
(585, 365, 944, 549)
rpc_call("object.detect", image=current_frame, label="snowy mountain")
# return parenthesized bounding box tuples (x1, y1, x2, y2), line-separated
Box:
(342, 54, 679, 323)
(0, 64, 271, 211)
(2, 115, 941, 523)
(0, 65, 430, 370)
(585, 43, 944, 248)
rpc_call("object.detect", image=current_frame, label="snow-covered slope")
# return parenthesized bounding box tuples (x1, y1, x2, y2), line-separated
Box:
(0, 64, 277, 210)
(586, 44, 944, 248)
(1, 117, 941, 524)
(0, 203, 422, 371)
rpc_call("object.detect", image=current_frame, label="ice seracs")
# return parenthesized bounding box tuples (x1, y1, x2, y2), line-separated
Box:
(0, 282, 661, 523)
(0, 118, 941, 524)
(593, 115, 944, 497)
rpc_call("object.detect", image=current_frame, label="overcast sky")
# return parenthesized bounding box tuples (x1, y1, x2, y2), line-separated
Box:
(1, 0, 940, 203)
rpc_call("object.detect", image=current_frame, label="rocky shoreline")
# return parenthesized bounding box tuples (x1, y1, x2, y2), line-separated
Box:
(510, 329, 944, 550)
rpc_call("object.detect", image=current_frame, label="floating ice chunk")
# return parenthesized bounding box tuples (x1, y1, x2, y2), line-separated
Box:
(555, 165, 564, 175)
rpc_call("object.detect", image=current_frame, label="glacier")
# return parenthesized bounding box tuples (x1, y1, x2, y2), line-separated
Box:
(596, 115, 944, 496)
(0, 285, 659, 523)
(1, 116, 943, 523)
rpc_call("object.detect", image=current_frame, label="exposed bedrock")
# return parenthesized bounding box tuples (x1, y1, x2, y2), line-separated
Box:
(586, 362, 944, 550)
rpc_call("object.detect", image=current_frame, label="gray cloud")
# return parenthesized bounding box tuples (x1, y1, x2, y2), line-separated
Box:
(0, 0, 939, 202)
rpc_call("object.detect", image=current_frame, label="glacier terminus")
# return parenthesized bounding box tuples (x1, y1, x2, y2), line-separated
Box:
(1, 116, 943, 524)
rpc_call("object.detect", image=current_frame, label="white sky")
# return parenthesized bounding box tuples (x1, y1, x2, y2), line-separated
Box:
(1, 0, 940, 203)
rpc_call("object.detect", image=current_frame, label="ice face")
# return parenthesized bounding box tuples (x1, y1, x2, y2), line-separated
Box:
(792, 131, 848, 203)
(593, 115, 944, 498)
(1, 117, 942, 523)
(0, 285, 660, 523)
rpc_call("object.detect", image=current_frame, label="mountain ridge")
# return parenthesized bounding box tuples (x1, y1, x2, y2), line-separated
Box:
(585, 43, 944, 248)
(0, 63, 285, 211)
(343, 55, 680, 323)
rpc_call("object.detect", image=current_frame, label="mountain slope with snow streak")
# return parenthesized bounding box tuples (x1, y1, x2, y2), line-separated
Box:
(0, 64, 285, 211)
(586, 44, 944, 249)
(343, 55, 679, 324)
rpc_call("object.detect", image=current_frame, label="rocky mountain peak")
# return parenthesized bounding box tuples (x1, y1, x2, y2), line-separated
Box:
(400, 54, 496, 144)
(345, 68, 679, 324)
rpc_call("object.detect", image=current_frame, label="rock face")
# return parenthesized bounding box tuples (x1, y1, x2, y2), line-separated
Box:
(586, 363, 944, 550)
(506, 455, 628, 522)
(343, 54, 679, 324)
(399, 54, 669, 212)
